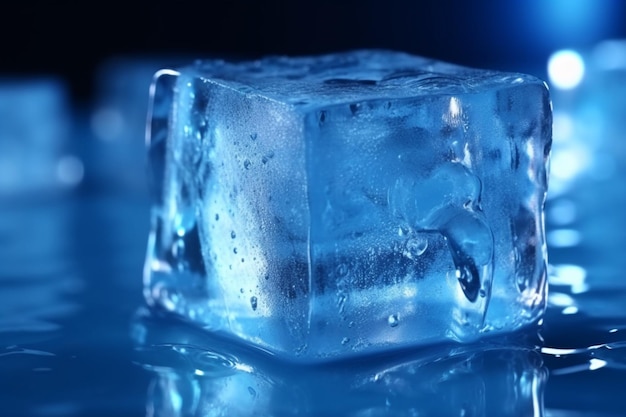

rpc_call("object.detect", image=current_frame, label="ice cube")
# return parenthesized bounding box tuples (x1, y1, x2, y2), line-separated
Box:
(144, 50, 552, 361)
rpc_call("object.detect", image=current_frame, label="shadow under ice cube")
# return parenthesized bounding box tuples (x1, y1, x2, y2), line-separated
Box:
(144, 50, 552, 361)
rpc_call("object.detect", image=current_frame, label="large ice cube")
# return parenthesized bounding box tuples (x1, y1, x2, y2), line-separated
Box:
(144, 50, 552, 361)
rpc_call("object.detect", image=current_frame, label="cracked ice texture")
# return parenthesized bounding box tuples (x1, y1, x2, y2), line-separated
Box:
(144, 50, 552, 361)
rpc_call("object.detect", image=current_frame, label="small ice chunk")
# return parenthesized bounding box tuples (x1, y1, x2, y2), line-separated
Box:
(144, 50, 552, 361)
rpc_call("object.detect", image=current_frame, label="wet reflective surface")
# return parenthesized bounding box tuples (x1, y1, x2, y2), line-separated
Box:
(1, 188, 625, 416)
(2, 46, 626, 415)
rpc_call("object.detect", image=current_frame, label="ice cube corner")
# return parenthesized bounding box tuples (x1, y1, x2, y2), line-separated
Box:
(144, 50, 552, 361)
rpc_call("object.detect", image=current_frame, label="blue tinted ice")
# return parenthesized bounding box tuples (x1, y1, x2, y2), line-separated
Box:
(144, 50, 552, 361)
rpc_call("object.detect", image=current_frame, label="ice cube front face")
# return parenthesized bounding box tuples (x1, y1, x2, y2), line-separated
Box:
(145, 50, 552, 361)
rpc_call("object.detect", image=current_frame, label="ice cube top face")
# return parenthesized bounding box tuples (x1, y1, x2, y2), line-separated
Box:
(145, 50, 552, 362)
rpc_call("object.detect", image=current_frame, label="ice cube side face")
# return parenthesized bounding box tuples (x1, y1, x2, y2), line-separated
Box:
(144, 51, 552, 361)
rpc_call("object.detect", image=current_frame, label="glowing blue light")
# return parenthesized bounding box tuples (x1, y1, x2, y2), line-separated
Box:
(549, 264, 588, 294)
(547, 229, 582, 248)
(548, 291, 575, 307)
(589, 358, 607, 371)
(528, 0, 618, 45)
(562, 306, 579, 315)
(548, 50, 585, 90)
(592, 39, 626, 70)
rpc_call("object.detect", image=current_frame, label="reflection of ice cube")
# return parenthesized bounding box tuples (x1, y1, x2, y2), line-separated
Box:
(144, 50, 552, 361)
(135, 311, 546, 417)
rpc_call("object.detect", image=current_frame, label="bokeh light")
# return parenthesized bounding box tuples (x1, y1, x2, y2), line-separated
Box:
(548, 49, 585, 90)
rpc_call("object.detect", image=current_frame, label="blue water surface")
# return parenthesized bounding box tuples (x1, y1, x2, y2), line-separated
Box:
(0, 138, 624, 417)
(1, 53, 626, 416)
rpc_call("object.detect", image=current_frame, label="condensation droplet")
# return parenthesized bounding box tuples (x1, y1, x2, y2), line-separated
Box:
(397, 226, 410, 236)
(250, 133, 257, 141)
(250, 296, 258, 311)
(388, 314, 399, 327)
(341, 337, 350, 345)
(231, 231, 236, 239)
(215, 213, 219, 221)
(404, 237, 428, 259)
(262, 151, 274, 164)
(248, 386, 257, 397)
(337, 293, 347, 314)
(233, 247, 238, 254)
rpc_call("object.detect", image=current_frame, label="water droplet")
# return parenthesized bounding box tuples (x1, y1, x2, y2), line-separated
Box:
(261, 151, 275, 164)
(248, 386, 257, 397)
(337, 293, 347, 314)
(231, 231, 236, 239)
(397, 226, 410, 236)
(341, 337, 350, 345)
(348, 321, 355, 328)
(240, 288, 244, 294)
(233, 247, 238, 254)
(243, 159, 251, 170)
(404, 237, 428, 259)
(388, 314, 399, 327)
(479, 289, 486, 298)
(250, 133, 257, 141)
(250, 296, 258, 311)
(215, 213, 219, 221)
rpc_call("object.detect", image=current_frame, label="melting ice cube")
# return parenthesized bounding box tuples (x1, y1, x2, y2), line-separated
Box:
(144, 50, 552, 361)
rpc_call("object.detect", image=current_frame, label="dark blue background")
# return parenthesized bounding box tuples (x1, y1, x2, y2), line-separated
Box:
(3, 0, 626, 101)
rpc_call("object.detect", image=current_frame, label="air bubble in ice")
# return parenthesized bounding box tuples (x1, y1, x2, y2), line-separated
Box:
(404, 237, 428, 259)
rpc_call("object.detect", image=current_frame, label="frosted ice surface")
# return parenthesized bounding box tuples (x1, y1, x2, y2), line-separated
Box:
(144, 50, 552, 361)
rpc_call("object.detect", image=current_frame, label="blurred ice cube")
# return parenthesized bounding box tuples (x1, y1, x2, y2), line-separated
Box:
(546, 40, 626, 304)
(0, 79, 77, 196)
